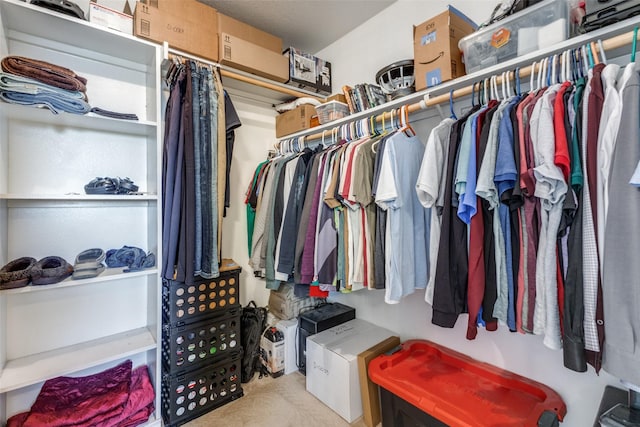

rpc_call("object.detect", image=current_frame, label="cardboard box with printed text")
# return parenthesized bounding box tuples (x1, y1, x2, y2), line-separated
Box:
(133, 0, 218, 61)
(413, 5, 477, 90)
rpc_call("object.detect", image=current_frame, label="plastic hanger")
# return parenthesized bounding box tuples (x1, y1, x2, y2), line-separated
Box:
(449, 89, 457, 120)
(632, 27, 639, 62)
(530, 61, 537, 93)
(397, 105, 413, 137)
(585, 44, 594, 70)
(471, 81, 477, 108)
(598, 39, 607, 64)
(590, 41, 600, 65)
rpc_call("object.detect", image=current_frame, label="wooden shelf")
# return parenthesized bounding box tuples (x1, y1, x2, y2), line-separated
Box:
(0, 327, 157, 393)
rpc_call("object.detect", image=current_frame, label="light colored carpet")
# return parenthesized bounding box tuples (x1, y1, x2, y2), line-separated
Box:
(183, 372, 371, 427)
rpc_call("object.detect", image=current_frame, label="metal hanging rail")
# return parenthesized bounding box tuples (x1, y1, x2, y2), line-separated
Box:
(278, 15, 640, 145)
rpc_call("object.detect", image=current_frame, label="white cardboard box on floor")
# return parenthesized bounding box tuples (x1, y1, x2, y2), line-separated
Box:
(275, 318, 298, 375)
(305, 318, 396, 423)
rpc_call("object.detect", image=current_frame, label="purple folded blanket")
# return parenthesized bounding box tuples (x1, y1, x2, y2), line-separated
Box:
(1, 56, 87, 93)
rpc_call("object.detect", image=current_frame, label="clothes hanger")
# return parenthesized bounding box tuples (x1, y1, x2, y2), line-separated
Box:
(491, 74, 498, 101)
(632, 27, 639, 62)
(471, 81, 477, 108)
(591, 41, 600, 65)
(530, 61, 537, 93)
(585, 44, 594, 70)
(400, 105, 416, 137)
(448, 89, 457, 120)
(484, 77, 490, 104)
(598, 39, 607, 64)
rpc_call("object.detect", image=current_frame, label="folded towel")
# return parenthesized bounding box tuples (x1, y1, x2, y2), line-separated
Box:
(1, 55, 87, 93)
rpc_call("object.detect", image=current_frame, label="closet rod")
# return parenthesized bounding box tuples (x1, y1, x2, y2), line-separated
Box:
(163, 43, 325, 102)
(281, 21, 640, 145)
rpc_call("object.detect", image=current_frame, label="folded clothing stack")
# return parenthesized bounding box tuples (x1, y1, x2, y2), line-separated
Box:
(0, 55, 91, 115)
(7, 360, 155, 427)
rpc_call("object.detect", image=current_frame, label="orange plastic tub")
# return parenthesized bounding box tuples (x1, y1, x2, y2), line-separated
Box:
(368, 340, 567, 427)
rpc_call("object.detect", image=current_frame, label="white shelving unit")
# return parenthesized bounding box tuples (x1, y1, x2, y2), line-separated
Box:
(0, 0, 162, 424)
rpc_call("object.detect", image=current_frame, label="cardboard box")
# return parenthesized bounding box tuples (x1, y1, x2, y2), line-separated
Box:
(357, 336, 401, 427)
(275, 104, 317, 138)
(89, 2, 133, 34)
(275, 319, 298, 375)
(220, 33, 288, 83)
(413, 5, 477, 90)
(218, 13, 282, 53)
(305, 319, 396, 423)
(134, 0, 218, 61)
(326, 93, 347, 104)
(285, 47, 332, 95)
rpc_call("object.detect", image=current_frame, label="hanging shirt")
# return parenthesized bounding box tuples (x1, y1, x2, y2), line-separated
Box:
(602, 65, 640, 386)
(432, 106, 479, 328)
(596, 63, 622, 265)
(376, 130, 430, 304)
(476, 99, 511, 325)
(416, 118, 455, 305)
(530, 83, 566, 350)
(495, 96, 521, 331)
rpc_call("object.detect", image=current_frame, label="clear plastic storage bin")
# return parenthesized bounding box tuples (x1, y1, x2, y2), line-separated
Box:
(315, 100, 350, 124)
(458, 0, 570, 74)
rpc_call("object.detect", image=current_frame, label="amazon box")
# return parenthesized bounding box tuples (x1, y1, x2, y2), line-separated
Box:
(413, 6, 476, 90)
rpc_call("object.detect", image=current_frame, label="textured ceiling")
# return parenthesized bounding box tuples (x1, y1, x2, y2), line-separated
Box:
(199, 0, 397, 54)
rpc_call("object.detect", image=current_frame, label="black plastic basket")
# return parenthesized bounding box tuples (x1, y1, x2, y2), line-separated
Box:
(162, 268, 240, 325)
(162, 307, 241, 372)
(161, 352, 243, 427)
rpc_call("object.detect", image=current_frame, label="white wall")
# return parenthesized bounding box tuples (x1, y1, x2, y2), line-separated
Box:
(223, 1, 621, 426)
(220, 93, 275, 308)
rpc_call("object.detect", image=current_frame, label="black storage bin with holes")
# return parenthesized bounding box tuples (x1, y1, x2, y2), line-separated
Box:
(161, 351, 243, 427)
(162, 266, 241, 325)
(162, 307, 241, 372)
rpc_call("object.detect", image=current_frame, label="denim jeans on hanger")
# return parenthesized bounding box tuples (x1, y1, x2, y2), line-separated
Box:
(199, 66, 213, 278)
(200, 69, 219, 279)
(190, 61, 203, 276)
(161, 67, 186, 280)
